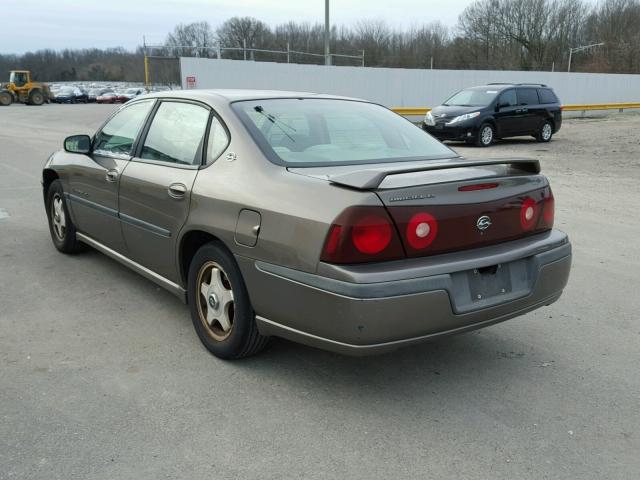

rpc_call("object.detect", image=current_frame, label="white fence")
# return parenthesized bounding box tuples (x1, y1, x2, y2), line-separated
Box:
(180, 57, 640, 107)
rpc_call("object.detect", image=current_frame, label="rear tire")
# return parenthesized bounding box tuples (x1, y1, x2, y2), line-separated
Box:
(29, 90, 44, 106)
(475, 123, 494, 147)
(45, 180, 82, 253)
(536, 121, 553, 142)
(187, 242, 269, 359)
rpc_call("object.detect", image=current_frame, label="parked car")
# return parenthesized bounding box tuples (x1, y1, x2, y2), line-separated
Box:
(422, 83, 562, 147)
(52, 86, 89, 104)
(88, 88, 113, 102)
(96, 92, 119, 104)
(118, 87, 145, 102)
(42, 90, 571, 359)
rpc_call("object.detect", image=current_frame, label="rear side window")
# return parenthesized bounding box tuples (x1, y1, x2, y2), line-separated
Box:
(141, 101, 210, 166)
(498, 89, 517, 107)
(207, 116, 230, 162)
(93, 100, 154, 156)
(516, 88, 540, 105)
(538, 88, 559, 104)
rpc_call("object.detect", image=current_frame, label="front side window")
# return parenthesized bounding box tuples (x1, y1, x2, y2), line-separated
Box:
(499, 89, 517, 107)
(232, 99, 454, 166)
(93, 100, 154, 156)
(141, 101, 210, 166)
(517, 88, 540, 106)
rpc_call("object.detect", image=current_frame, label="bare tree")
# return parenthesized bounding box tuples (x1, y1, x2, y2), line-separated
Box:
(217, 17, 273, 59)
(165, 21, 216, 57)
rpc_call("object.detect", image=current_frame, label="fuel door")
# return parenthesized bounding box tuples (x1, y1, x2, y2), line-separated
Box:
(235, 209, 261, 247)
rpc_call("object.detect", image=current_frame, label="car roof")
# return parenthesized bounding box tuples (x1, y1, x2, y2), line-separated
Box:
(469, 83, 551, 90)
(141, 89, 365, 105)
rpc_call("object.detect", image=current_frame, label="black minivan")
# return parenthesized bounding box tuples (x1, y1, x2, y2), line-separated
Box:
(422, 83, 562, 147)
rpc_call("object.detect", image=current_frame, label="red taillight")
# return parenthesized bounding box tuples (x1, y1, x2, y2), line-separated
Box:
(320, 206, 405, 264)
(520, 197, 540, 231)
(405, 212, 438, 249)
(352, 214, 393, 254)
(542, 191, 555, 227)
(324, 225, 342, 256)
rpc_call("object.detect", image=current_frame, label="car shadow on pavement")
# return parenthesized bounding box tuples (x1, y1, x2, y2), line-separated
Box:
(230, 328, 532, 409)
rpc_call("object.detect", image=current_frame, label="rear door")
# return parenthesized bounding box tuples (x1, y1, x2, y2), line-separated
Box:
(117, 99, 213, 282)
(66, 99, 155, 253)
(515, 88, 542, 134)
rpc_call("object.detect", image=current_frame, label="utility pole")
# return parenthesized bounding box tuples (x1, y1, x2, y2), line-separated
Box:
(324, 0, 331, 66)
(143, 35, 150, 90)
(568, 42, 604, 72)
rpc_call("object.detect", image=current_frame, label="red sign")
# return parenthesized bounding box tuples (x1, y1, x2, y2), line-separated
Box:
(186, 76, 196, 89)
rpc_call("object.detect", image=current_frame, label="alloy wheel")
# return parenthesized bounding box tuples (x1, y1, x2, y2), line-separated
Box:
(196, 261, 235, 341)
(481, 125, 493, 145)
(51, 194, 66, 240)
(542, 123, 552, 141)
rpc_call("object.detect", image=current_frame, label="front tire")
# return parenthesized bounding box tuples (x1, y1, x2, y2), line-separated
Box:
(0, 91, 12, 106)
(187, 242, 269, 359)
(46, 180, 82, 253)
(536, 121, 554, 142)
(475, 123, 494, 147)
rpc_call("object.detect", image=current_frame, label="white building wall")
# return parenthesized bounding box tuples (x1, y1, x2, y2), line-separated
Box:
(180, 57, 640, 107)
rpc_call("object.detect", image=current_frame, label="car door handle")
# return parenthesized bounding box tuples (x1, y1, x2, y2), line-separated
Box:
(105, 169, 119, 182)
(168, 183, 188, 198)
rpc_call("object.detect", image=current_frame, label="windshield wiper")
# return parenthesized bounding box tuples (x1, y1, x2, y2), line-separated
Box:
(254, 106, 296, 143)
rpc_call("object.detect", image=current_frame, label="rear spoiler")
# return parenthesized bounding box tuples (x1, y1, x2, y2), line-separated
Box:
(327, 158, 541, 189)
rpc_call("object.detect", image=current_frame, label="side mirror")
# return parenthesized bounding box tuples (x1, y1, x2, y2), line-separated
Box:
(64, 134, 91, 154)
(496, 102, 509, 111)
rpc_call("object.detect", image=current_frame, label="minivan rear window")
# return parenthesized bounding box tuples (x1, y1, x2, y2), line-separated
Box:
(517, 88, 540, 105)
(538, 88, 558, 104)
(232, 99, 455, 167)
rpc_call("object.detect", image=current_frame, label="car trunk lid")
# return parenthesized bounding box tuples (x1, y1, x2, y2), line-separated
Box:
(290, 158, 554, 260)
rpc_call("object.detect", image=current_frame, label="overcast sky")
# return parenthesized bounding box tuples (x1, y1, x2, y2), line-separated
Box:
(2, 0, 486, 54)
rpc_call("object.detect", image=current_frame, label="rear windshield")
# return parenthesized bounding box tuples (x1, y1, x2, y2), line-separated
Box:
(444, 89, 499, 107)
(232, 98, 454, 166)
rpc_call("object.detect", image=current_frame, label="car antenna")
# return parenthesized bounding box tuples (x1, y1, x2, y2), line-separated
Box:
(254, 105, 296, 143)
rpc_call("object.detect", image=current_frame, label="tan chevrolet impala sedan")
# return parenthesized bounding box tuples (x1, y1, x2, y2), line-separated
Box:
(42, 90, 571, 359)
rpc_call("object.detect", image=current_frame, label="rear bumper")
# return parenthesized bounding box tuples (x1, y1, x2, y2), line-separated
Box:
(237, 229, 571, 355)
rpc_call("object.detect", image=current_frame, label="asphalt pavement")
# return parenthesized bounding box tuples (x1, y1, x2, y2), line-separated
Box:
(1, 104, 639, 479)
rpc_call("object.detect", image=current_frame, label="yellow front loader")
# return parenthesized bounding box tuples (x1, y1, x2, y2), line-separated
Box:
(0, 70, 50, 106)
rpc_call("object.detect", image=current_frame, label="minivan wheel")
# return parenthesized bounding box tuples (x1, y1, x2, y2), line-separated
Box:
(46, 180, 82, 253)
(536, 121, 553, 142)
(188, 242, 269, 359)
(476, 123, 494, 147)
